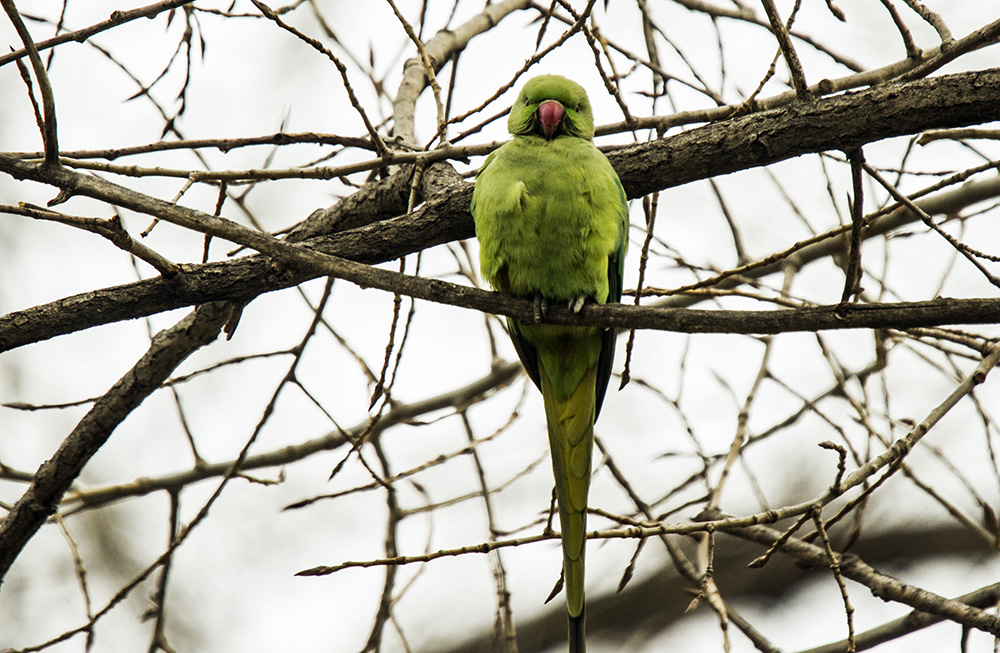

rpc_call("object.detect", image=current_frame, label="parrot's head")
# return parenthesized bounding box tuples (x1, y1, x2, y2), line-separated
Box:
(508, 75, 595, 142)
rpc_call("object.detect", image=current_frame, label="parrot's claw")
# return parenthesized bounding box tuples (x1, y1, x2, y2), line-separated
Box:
(533, 293, 548, 324)
(569, 296, 586, 313)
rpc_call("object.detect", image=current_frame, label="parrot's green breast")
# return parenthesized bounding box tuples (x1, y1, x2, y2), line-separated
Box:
(472, 134, 625, 305)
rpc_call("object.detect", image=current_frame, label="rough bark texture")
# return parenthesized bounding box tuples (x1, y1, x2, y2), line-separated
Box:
(1, 69, 999, 351)
(611, 68, 1000, 197)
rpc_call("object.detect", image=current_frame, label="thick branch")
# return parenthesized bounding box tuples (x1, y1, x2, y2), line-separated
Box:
(0, 303, 232, 585)
(2, 69, 1000, 350)
(391, 0, 533, 145)
(611, 67, 1000, 198)
(3, 223, 1000, 353)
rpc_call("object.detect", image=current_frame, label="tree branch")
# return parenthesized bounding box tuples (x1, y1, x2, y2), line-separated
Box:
(2, 69, 1000, 351)
(611, 68, 1000, 198)
(2, 0, 60, 163)
(0, 303, 233, 586)
(443, 524, 995, 653)
(58, 361, 521, 511)
(0, 0, 194, 68)
(720, 519, 1000, 636)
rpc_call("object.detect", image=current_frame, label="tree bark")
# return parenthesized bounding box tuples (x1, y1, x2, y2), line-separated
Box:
(1, 69, 999, 351)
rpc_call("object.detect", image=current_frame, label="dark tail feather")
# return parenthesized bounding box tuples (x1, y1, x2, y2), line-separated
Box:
(568, 609, 586, 653)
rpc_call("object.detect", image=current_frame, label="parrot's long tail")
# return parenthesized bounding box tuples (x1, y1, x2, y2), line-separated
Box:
(540, 362, 597, 653)
(568, 611, 586, 653)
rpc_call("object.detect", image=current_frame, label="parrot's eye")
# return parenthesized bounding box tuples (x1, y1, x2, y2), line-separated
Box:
(574, 104, 581, 112)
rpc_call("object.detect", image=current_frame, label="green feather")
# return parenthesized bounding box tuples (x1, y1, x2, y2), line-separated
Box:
(472, 75, 628, 653)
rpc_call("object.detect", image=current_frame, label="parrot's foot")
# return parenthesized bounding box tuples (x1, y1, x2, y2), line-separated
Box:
(533, 293, 548, 324)
(569, 296, 586, 313)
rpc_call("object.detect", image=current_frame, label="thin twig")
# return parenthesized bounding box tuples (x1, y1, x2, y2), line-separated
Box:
(878, 0, 921, 59)
(863, 163, 1000, 289)
(250, 0, 389, 157)
(460, 413, 518, 652)
(840, 148, 866, 304)
(4, 204, 180, 277)
(2, 0, 60, 163)
(812, 508, 856, 652)
(759, 0, 809, 96)
(900, 0, 952, 43)
(385, 0, 449, 145)
(620, 191, 657, 390)
(0, 0, 194, 68)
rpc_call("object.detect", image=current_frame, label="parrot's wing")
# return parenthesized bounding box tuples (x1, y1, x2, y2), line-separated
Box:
(507, 318, 542, 392)
(595, 176, 628, 419)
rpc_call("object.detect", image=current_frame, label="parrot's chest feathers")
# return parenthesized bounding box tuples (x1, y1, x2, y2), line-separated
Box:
(478, 139, 620, 303)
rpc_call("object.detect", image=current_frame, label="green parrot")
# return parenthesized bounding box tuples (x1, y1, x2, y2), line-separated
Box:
(470, 74, 629, 652)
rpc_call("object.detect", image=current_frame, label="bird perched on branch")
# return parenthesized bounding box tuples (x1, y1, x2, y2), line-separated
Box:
(471, 74, 629, 653)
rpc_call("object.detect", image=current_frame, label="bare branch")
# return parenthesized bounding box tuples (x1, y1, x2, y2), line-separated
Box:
(0, 303, 234, 585)
(250, 0, 389, 157)
(2, 0, 59, 163)
(759, 0, 809, 96)
(0, 0, 194, 68)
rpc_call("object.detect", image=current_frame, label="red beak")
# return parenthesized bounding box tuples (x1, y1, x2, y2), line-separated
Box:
(537, 100, 565, 139)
